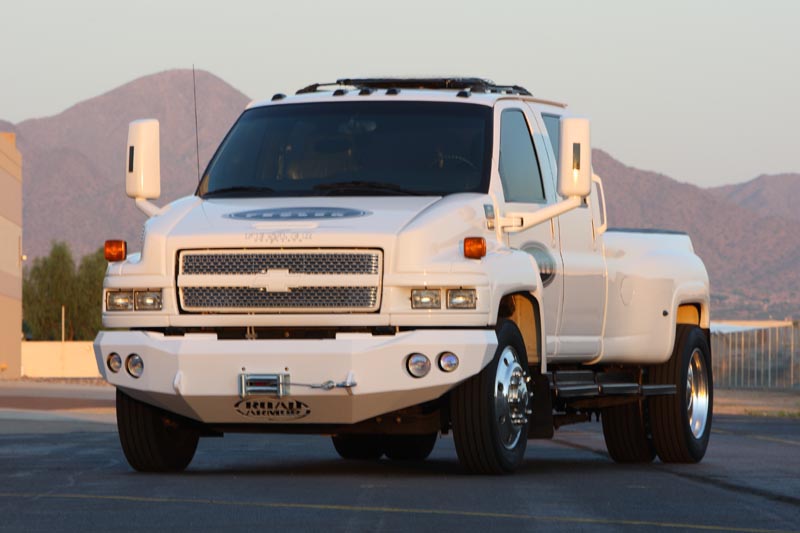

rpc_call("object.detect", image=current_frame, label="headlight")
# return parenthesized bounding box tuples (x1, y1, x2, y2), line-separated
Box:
(135, 290, 162, 311)
(106, 291, 134, 311)
(411, 289, 441, 309)
(106, 289, 163, 311)
(447, 289, 477, 309)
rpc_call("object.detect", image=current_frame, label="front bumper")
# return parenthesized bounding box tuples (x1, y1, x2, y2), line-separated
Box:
(94, 329, 497, 425)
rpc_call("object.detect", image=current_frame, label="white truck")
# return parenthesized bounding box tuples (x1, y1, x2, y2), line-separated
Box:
(94, 78, 712, 474)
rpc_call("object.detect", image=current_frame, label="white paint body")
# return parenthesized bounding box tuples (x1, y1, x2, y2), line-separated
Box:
(94, 89, 710, 425)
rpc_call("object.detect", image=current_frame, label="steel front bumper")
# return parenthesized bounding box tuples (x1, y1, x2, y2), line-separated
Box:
(94, 330, 497, 424)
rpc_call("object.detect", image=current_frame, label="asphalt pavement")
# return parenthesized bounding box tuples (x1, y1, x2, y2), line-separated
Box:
(0, 383, 798, 532)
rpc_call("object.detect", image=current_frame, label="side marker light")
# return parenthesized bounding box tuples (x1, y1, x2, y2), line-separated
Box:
(105, 240, 127, 261)
(464, 237, 486, 259)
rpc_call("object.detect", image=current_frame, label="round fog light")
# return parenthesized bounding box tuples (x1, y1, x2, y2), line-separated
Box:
(126, 354, 144, 378)
(438, 352, 459, 372)
(107, 352, 122, 373)
(406, 353, 431, 378)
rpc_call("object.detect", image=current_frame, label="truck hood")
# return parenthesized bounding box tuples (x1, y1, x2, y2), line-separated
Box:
(126, 193, 493, 281)
(164, 196, 443, 246)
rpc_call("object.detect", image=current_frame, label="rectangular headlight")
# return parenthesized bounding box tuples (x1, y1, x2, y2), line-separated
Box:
(134, 290, 163, 311)
(411, 289, 441, 309)
(447, 289, 477, 309)
(106, 291, 134, 311)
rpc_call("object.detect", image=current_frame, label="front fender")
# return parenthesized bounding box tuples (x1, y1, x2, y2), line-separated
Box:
(481, 248, 543, 325)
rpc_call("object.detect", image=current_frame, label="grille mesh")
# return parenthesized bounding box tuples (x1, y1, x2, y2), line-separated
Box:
(182, 287, 378, 310)
(181, 252, 379, 275)
(177, 249, 383, 313)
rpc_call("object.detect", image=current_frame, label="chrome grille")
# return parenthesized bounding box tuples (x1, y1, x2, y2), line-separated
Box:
(177, 249, 383, 314)
(182, 252, 379, 275)
(182, 287, 379, 310)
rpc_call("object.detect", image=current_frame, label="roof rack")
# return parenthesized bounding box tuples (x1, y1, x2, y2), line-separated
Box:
(295, 77, 532, 96)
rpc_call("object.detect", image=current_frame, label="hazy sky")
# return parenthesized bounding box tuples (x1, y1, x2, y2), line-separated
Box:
(1, 0, 798, 187)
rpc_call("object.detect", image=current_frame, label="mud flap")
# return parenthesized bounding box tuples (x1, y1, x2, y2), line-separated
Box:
(527, 373, 554, 439)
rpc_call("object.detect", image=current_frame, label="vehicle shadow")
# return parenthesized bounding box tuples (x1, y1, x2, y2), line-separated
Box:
(174, 449, 623, 479)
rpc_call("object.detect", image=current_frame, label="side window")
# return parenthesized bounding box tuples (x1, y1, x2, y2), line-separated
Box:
(499, 109, 546, 203)
(542, 114, 561, 167)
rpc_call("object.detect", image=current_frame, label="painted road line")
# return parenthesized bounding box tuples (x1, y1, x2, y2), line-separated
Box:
(0, 491, 794, 533)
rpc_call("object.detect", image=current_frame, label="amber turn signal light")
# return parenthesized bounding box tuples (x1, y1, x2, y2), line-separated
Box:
(105, 240, 127, 262)
(463, 237, 486, 259)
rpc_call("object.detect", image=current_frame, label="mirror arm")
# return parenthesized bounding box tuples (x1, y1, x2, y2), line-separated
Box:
(501, 196, 582, 233)
(134, 198, 162, 217)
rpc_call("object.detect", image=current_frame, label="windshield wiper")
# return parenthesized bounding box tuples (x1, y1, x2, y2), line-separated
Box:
(313, 181, 423, 196)
(203, 186, 276, 198)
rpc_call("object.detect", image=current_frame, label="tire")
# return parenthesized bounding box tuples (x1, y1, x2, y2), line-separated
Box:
(451, 320, 531, 474)
(602, 401, 656, 463)
(649, 325, 713, 463)
(331, 435, 384, 460)
(116, 389, 199, 472)
(384, 433, 438, 461)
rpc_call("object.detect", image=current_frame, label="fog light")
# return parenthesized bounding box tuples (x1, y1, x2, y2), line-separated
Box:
(438, 352, 459, 372)
(411, 289, 441, 309)
(135, 290, 162, 311)
(447, 289, 477, 309)
(107, 352, 122, 373)
(126, 354, 144, 378)
(106, 291, 134, 311)
(406, 353, 431, 378)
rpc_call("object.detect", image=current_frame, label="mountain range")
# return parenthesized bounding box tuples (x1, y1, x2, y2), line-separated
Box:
(3, 70, 798, 319)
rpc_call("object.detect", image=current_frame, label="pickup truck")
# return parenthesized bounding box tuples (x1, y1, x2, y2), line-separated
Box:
(94, 78, 712, 474)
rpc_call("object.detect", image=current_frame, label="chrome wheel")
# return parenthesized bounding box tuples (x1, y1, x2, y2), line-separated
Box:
(451, 320, 530, 473)
(687, 348, 710, 438)
(494, 346, 529, 450)
(650, 325, 713, 463)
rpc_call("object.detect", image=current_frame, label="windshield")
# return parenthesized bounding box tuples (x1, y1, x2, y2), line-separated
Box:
(197, 101, 493, 197)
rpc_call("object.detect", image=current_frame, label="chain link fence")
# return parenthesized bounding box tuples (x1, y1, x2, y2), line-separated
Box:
(711, 321, 799, 390)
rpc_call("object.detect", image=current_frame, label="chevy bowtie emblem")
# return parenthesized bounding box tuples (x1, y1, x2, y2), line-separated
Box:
(249, 269, 295, 292)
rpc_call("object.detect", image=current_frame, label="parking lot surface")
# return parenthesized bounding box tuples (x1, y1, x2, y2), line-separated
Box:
(0, 387, 798, 532)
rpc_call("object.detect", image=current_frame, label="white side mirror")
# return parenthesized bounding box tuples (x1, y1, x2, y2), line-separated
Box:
(125, 119, 161, 200)
(557, 118, 592, 199)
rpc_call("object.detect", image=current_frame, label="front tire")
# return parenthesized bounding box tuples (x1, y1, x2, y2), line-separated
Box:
(649, 325, 713, 463)
(451, 320, 531, 474)
(116, 390, 199, 472)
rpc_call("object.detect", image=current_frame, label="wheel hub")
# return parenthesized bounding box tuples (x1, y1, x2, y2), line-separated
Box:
(687, 348, 710, 438)
(494, 346, 530, 450)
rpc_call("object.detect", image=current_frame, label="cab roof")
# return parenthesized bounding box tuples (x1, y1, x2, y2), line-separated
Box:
(298, 77, 532, 96)
(247, 77, 567, 110)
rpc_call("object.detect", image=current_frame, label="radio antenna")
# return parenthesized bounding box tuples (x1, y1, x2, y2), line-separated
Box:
(192, 65, 201, 182)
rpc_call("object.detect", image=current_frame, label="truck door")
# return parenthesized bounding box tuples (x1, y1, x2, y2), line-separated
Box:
(494, 103, 564, 353)
(538, 112, 608, 360)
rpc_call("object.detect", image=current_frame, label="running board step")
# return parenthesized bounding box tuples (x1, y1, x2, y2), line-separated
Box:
(641, 384, 677, 396)
(549, 371, 676, 399)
